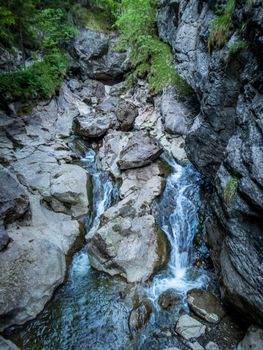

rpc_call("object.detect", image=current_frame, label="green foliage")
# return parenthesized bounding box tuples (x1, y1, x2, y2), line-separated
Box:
(116, 0, 191, 95)
(36, 8, 77, 53)
(0, 50, 67, 103)
(71, 4, 113, 32)
(208, 0, 236, 53)
(224, 176, 239, 203)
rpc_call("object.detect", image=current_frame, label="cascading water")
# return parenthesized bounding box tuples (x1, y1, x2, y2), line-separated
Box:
(148, 154, 208, 302)
(6, 150, 209, 350)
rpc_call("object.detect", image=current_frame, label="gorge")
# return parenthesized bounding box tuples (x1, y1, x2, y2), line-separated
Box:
(0, 1, 262, 350)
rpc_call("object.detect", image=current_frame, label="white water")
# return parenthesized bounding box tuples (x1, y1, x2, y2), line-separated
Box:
(148, 154, 208, 302)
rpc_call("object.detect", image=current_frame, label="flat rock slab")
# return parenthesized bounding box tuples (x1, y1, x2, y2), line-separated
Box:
(176, 314, 206, 340)
(187, 289, 225, 324)
(118, 131, 163, 170)
(237, 326, 263, 350)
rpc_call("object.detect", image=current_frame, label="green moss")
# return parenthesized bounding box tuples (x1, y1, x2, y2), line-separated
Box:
(208, 0, 236, 53)
(224, 176, 239, 203)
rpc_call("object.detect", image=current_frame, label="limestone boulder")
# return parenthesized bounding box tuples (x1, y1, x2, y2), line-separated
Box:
(50, 164, 90, 218)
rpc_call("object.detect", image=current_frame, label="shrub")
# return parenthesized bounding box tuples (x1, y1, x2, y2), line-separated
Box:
(115, 0, 191, 95)
(208, 0, 236, 53)
(0, 50, 68, 103)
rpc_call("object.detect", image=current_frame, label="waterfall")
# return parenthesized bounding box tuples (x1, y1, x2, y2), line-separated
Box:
(149, 154, 208, 301)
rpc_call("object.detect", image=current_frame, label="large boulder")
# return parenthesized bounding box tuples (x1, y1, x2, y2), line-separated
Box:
(87, 161, 169, 282)
(118, 131, 163, 170)
(0, 165, 29, 224)
(0, 196, 81, 330)
(73, 29, 128, 82)
(49, 164, 90, 218)
(98, 97, 138, 131)
(74, 112, 118, 139)
(87, 209, 168, 282)
(187, 289, 225, 324)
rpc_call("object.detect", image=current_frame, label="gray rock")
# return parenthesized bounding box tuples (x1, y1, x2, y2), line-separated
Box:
(161, 87, 195, 135)
(157, 0, 263, 324)
(0, 195, 80, 330)
(188, 342, 205, 350)
(187, 289, 225, 324)
(205, 342, 220, 350)
(176, 314, 206, 340)
(0, 337, 20, 350)
(118, 131, 163, 170)
(87, 211, 168, 282)
(74, 112, 118, 138)
(50, 164, 90, 218)
(128, 299, 152, 335)
(0, 165, 29, 224)
(158, 289, 180, 310)
(0, 225, 10, 251)
(73, 29, 128, 82)
(237, 326, 263, 350)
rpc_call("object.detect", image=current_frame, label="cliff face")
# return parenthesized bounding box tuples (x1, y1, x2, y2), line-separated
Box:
(157, 0, 263, 325)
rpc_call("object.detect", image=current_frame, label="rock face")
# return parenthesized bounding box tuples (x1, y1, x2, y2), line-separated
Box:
(157, 0, 263, 325)
(73, 29, 128, 82)
(160, 87, 196, 135)
(176, 314, 206, 340)
(187, 289, 225, 324)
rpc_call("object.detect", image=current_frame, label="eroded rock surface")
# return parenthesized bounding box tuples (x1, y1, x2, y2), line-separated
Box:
(157, 0, 263, 324)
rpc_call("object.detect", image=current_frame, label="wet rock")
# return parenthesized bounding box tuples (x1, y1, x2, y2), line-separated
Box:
(205, 342, 220, 350)
(74, 112, 118, 139)
(0, 336, 20, 350)
(0, 225, 10, 251)
(49, 164, 90, 218)
(158, 289, 180, 310)
(176, 314, 206, 340)
(128, 299, 152, 335)
(118, 131, 163, 170)
(0, 165, 29, 224)
(187, 289, 225, 324)
(157, 0, 263, 324)
(0, 195, 81, 330)
(161, 87, 195, 136)
(73, 29, 128, 82)
(237, 325, 263, 350)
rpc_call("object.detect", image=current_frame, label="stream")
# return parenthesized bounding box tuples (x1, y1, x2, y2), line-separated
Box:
(6, 148, 209, 350)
